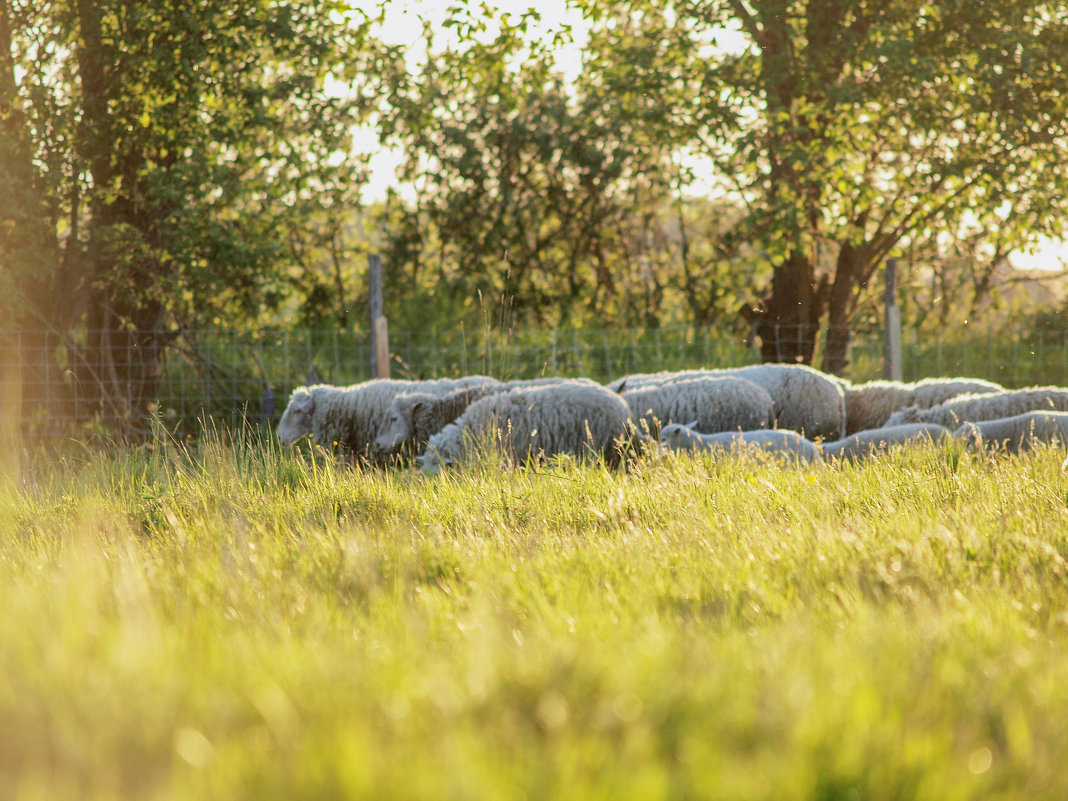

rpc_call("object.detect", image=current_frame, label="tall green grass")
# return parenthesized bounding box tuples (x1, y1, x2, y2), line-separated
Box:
(2, 434, 1068, 800)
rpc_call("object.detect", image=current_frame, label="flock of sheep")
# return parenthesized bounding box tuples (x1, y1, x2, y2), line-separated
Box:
(274, 363, 1068, 472)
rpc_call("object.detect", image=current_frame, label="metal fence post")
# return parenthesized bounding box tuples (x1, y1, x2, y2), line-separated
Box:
(962, 325, 969, 377)
(883, 259, 903, 380)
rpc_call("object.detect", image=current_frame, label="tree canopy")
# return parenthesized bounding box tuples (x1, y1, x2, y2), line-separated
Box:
(4, 0, 1068, 433)
(1, 0, 377, 425)
(372, 0, 1068, 369)
(634, 0, 1068, 370)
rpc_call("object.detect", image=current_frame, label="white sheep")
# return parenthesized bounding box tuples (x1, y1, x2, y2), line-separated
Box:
(838, 377, 1003, 435)
(659, 421, 821, 465)
(277, 376, 496, 459)
(955, 411, 1068, 454)
(886, 386, 1068, 429)
(727, 364, 846, 441)
(374, 382, 504, 456)
(621, 376, 775, 437)
(373, 376, 599, 457)
(606, 370, 680, 392)
(609, 364, 844, 441)
(417, 380, 637, 474)
(820, 422, 952, 464)
(501, 376, 589, 389)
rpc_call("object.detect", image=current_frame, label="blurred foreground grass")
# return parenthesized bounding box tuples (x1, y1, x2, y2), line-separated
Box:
(2, 433, 1068, 800)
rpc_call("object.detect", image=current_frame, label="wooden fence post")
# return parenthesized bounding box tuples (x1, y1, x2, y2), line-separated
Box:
(368, 253, 390, 378)
(884, 258, 903, 381)
(0, 333, 23, 478)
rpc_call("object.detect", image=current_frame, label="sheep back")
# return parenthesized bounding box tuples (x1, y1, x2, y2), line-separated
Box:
(955, 410, 1068, 454)
(908, 377, 1002, 407)
(721, 364, 845, 441)
(622, 376, 774, 436)
(420, 380, 634, 472)
(821, 422, 951, 464)
(888, 386, 1068, 428)
(376, 381, 504, 456)
(840, 377, 1003, 435)
(610, 364, 845, 440)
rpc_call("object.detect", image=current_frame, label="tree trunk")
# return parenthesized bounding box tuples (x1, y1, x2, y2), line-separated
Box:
(72, 0, 167, 436)
(1, 0, 79, 429)
(821, 242, 863, 376)
(742, 252, 829, 364)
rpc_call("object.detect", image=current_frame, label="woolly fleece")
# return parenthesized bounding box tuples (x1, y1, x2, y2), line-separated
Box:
(955, 410, 1068, 454)
(277, 376, 494, 458)
(838, 377, 1002, 435)
(609, 364, 844, 440)
(886, 386, 1068, 428)
(622, 376, 774, 436)
(420, 380, 634, 473)
(374, 381, 504, 455)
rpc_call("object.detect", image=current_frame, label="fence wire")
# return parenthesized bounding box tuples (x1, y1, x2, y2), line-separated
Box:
(1, 323, 1066, 438)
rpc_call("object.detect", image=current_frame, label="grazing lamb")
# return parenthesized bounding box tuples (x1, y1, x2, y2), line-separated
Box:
(886, 386, 1068, 429)
(277, 376, 496, 460)
(821, 422, 952, 464)
(838, 377, 1003, 435)
(621, 376, 775, 437)
(955, 411, 1068, 454)
(417, 380, 637, 474)
(659, 422, 821, 465)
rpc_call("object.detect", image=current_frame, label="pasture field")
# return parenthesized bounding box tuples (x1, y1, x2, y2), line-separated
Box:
(3, 433, 1068, 800)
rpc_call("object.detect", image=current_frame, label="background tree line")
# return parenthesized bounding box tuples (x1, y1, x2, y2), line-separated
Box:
(3, 0, 1068, 430)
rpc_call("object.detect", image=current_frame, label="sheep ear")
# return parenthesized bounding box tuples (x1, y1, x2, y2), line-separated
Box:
(614, 379, 627, 393)
(684, 420, 698, 429)
(295, 394, 315, 413)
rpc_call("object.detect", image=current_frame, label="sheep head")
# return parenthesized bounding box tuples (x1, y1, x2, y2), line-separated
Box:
(375, 394, 426, 452)
(277, 388, 316, 445)
(659, 421, 698, 451)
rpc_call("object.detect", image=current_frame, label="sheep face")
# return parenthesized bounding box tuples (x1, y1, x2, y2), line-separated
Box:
(277, 389, 315, 445)
(375, 401, 418, 452)
(659, 421, 699, 451)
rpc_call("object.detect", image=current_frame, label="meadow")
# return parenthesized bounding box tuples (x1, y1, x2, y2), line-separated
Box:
(2, 432, 1068, 800)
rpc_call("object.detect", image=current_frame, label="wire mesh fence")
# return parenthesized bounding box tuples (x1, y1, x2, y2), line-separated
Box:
(2, 322, 1067, 439)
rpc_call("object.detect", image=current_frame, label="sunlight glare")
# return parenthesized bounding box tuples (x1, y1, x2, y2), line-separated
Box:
(1008, 236, 1068, 272)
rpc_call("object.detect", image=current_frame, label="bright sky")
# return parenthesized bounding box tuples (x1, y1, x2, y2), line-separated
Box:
(1008, 237, 1068, 272)
(375, 0, 587, 61)
(356, 0, 586, 202)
